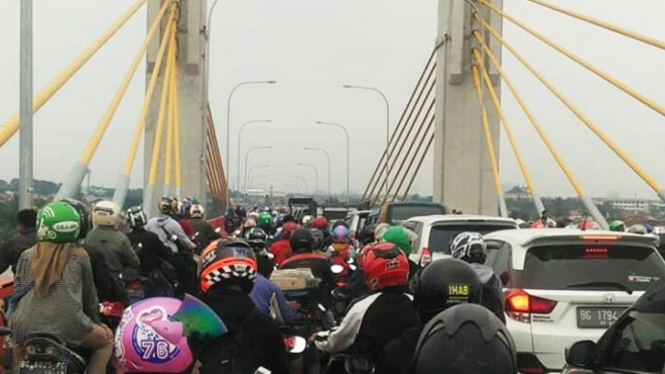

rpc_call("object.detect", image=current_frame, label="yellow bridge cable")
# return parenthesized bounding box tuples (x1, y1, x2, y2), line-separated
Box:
(122, 3, 178, 176)
(471, 49, 538, 198)
(402, 131, 435, 202)
(80, 0, 169, 165)
(147, 18, 178, 186)
(471, 64, 504, 199)
(164, 48, 176, 189)
(523, 0, 665, 51)
(173, 58, 183, 195)
(470, 25, 587, 199)
(391, 115, 434, 203)
(0, 0, 147, 148)
(473, 18, 664, 197)
(479, 0, 665, 119)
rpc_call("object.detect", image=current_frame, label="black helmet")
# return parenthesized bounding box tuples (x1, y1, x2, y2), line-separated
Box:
(450, 232, 487, 264)
(290, 228, 314, 253)
(413, 258, 482, 323)
(311, 228, 324, 251)
(244, 227, 267, 250)
(200, 238, 257, 294)
(332, 220, 349, 229)
(60, 198, 91, 240)
(412, 303, 517, 374)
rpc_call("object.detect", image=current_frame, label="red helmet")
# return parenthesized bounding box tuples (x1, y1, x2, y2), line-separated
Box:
(313, 216, 328, 230)
(361, 242, 409, 292)
(280, 222, 299, 240)
(530, 221, 546, 229)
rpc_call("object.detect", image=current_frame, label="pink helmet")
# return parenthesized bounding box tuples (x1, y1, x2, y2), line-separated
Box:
(114, 295, 226, 373)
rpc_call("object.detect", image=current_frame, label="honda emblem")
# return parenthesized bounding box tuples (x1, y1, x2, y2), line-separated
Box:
(603, 294, 616, 303)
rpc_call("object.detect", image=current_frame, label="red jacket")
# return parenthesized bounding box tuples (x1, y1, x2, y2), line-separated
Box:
(269, 239, 292, 266)
(178, 218, 195, 237)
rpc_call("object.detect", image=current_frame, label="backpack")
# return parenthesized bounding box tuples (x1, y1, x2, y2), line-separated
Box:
(198, 312, 260, 374)
(480, 279, 506, 324)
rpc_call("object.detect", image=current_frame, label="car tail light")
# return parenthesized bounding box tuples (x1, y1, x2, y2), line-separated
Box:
(505, 289, 557, 323)
(517, 353, 547, 374)
(580, 234, 619, 241)
(419, 247, 432, 267)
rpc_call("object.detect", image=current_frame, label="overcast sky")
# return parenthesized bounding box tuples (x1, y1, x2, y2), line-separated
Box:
(1, 0, 664, 199)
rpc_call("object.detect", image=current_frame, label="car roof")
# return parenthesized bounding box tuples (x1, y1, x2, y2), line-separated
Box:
(484, 228, 660, 270)
(404, 214, 519, 226)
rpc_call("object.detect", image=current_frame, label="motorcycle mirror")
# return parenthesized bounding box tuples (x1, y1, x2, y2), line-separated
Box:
(349, 264, 357, 272)
(348, 257, 355, 265)
(331, 264, 344, 274)
(284, 336, 307, 354)
(170, 234, 178, 242)
(267, 252, 275, 260)
(215, 227, 222, 233)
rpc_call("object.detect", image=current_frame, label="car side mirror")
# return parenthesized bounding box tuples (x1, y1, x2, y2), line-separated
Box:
(565, 340, 596, 368)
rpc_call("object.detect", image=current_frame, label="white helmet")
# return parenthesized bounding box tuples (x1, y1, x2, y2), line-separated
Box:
(190, 204, 205, 219)
(92, 200, 120, 227)
(302, 215, 313, 227)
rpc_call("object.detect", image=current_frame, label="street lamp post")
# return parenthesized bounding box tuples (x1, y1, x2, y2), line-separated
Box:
(19, 0, 33, 210)
(303, 147, 331, 197)
(343, 85, 390, 201)
(316, 121, 350, 204)
(237, 120, 271, 190)
(243, 146, 272, 193)
(246, 165, 269, 204)
(290, 175, 309, 194)
(297, 163, 319, 194)
(226, 80, 276, 203)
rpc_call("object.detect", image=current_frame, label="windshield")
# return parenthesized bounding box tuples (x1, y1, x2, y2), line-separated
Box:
(427, 224, 515, 253)
(514, 245, 665, 292)
(389, 204, 444, 225)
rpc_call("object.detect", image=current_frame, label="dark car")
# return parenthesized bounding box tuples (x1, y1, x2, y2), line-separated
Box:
(563, 279, 665, 374)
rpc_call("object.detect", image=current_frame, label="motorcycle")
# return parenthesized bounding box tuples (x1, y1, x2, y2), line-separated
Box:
(99, 301, 124, 332)
(330, 265, 351, 320)
(119, 268, 149, 305)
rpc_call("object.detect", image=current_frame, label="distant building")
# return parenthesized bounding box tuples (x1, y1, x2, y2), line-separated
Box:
(592, 197, 655, 214)
(505, 186, 530, 200)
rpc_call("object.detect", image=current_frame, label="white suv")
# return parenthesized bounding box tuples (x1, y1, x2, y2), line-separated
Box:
(483, 229, 665, 373)
(401, 214, 518, 266)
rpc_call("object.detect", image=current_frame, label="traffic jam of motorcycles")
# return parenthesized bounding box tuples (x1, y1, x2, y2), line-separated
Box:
(0, 196, 663, 374)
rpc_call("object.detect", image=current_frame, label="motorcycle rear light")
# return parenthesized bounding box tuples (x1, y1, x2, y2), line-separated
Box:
(505, 289, 557, 323)
(419, 247, 432, 267)
(129, 281, 144, 289)
(516, 353, 547, 374)
(336, 280, 346, 288)
(283, 337, 295, 350)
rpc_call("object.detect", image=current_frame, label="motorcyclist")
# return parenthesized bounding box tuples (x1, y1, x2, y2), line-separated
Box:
(269, 222, 298, 266)
(381, 226, 421, 281)
(310, 228, 326, 254)
(86, 200, 140, 278)
(257, 211, 274, 236)
(313, 216, 332, 247)
(411, 304, 517, 374)
(609, 220, 626, 232)
(450, 231, 506, 323)
(188, 203, 220, 251)
(301, 215, 313, 228)
(249, 251, 298, 324)
(126, 206, 174, 297)
(198, 239, 290, 374)
(375, 258, 483, 374)
(0, 208, 37, 275)
(245, 227, 270, 257)
(313, 242, 420, 366)
(175, 198, 196, 238)
(9, 201, 114, 374)
(329, 225, 353, 275)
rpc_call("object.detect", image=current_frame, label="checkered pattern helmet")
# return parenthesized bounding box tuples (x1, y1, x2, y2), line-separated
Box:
(199, 239, 257, 294)
(450, 232, 487, 264)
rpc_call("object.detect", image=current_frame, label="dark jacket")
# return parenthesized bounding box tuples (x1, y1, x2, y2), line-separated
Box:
(189, 218, 220, 252)
(86, 226, 140, 276)
(199, 288, 290, 374)
(375, 325, 422, 374)
(83, 243, 126, 302)
(315, 287, 421, 364)
(127, 228, 170, 273)
(0, 228, 37, 274)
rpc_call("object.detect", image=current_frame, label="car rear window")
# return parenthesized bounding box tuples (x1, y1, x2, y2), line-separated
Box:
(389, 205, 445, 225)
(515, 245, 665, 292)
(427, 224, 516, 253)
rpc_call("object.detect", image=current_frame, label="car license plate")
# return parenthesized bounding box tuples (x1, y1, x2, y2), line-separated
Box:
(577, 306, 626, 328)
(18, 359, 67, 374)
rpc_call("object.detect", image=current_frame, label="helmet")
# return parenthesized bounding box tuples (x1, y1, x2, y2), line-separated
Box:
(643, 223, 654, 233)
(375, 223, 391, 239)
(126, 206, 148, 229)
(578, 219, 600, 230)
(302, 215, 313, 227)
(312, 216, 328, 230)
(248, 212, 259, 221)
(412, 303, 517, 374)
(546, 218, 557, 228)
(311, 228, 324, 251)
(244, 227, 267, 250)
(190, 204, 205, 219)
(381, 226, 414, 256)
(92, 200, 120, 227)
(332, 225, 350, 243)
(257, 212, 272, 228)
(332, 220, 349, 229)
(36, 201, 81, 243)
(177, 199, 193, 218)
(290, 228, 314, 253)
(449, 232, 487, 264)
(158, 196, 178, 215)
(280, 222, 299, 240)
(412, 258, 482, 323)
(361, 242, 409, 292)
(60, 198, 91, 240)
(628, 224, 647, 235)
(244, 219, 257, 228)
(609, 220, 626, 232)
(114, 294, 227, 373)
(199, 239, 257, 293)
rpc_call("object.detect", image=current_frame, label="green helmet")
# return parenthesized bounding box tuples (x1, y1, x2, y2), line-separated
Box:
(381, 226, 413, 256)
(257, 212, 272, 227)
(609, 220, 626, 232)
(37, 201, 81, 243)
